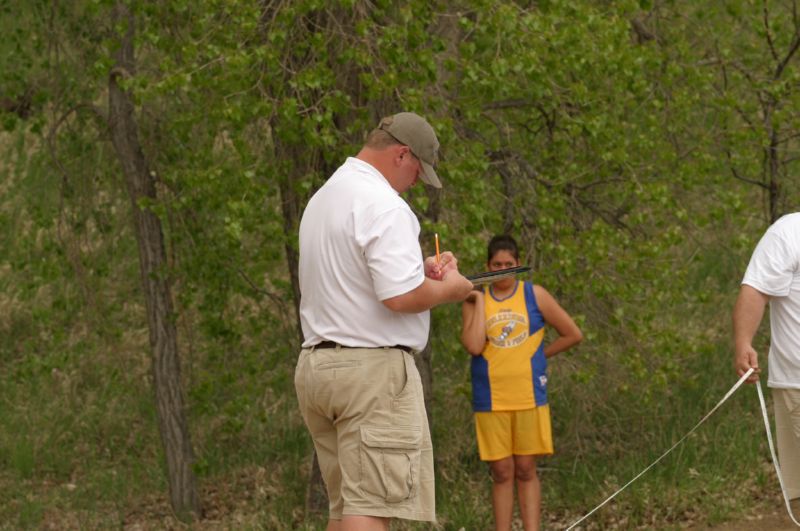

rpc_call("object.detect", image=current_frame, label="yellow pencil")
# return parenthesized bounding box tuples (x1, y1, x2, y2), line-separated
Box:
(435, 233, 440, 265)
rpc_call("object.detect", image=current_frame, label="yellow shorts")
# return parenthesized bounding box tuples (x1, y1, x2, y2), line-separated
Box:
(474, 406, 553, 461)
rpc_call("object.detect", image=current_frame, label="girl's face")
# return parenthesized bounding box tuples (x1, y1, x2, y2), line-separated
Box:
(488, 249, 519, 271)
(488, 249, 519, 290)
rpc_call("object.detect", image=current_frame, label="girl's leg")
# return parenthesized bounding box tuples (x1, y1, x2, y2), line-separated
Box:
(338, 516, 390, 531)
(514, 454, 540, 531)
(489, 456, 515, 531)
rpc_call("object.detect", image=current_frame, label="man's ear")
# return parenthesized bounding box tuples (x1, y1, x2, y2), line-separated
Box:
(393, 145, 409, 165)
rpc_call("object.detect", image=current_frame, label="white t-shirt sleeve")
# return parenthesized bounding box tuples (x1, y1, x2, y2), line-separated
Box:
(742, 230, 798, 297)
(359, 205, 425, 301)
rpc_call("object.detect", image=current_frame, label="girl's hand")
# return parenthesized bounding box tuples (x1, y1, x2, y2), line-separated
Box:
(464, 289, 483, 304)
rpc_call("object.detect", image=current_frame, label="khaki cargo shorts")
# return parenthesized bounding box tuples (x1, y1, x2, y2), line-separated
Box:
(294, 345, 435, 522)
(774, 388, 800, 499)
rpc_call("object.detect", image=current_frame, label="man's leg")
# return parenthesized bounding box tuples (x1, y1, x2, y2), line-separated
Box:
(331, 349, 434, 522)
(489, 457, 515, 531)
(295, 349, 344, 520)
(774, 389, 800, 506)
(514, 454, 540, 531)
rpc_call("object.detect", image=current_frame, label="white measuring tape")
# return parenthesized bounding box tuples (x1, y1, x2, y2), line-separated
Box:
(565, 368, 800, 530)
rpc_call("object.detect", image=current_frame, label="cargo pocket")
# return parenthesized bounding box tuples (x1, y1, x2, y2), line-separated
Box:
(359, 425, 422, 503)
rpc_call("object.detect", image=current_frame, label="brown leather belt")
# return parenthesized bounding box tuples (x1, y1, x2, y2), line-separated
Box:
(313, 340, 413, 354)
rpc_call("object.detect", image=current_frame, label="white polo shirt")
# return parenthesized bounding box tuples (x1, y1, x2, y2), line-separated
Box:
(298, 157, 429, 351)
(742, 212, 800, 389)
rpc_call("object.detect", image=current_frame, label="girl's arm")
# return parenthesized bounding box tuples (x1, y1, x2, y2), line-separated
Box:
(461, 290, 487, 355)
(535, 285, 583, 358)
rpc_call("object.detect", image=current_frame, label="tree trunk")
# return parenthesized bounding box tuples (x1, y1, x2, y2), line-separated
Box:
(278, 168, 329, 514)
(108, 3, 200, 521)
(259, 0, 328, 510)
(306, 450, 329, 515)
(417, 187, 442, 429)
(414, 344, 435, 430)
(278, 173, 303, 345)
(767, 127, 781, 223)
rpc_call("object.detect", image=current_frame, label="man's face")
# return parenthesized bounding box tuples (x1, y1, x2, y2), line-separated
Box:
(398, 148, 422, 192)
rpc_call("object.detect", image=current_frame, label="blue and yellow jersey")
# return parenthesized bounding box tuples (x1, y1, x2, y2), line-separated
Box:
(471, 280, 548, 412)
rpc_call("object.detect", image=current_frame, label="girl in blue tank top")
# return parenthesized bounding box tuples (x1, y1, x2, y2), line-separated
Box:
(461, 235, 583, 531)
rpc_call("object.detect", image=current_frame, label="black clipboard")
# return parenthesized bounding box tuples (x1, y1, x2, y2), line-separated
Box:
(466, 265, 531, 285)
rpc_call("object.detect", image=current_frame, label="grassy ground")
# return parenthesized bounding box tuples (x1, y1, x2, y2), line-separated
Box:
(0, 302, 780, 530)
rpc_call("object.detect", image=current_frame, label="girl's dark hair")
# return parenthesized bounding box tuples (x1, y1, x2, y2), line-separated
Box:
(487, 234, 520, 262)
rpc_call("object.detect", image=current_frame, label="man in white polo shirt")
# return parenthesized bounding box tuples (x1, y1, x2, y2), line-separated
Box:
(734, 212, 800, 508)
(295, 112, 474, 530)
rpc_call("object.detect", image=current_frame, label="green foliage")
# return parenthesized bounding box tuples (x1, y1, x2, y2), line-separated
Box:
(1, 0, 798, 528)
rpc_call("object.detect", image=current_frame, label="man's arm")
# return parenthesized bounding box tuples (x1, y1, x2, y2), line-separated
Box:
(733, 284, 770, 383)
(383, 270, 474, 313)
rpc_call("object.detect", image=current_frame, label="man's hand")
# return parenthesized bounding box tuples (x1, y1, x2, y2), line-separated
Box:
(426, 251, 472, 301)
(444, 270, 476, 303)
(424, 251, 458, 281)
(734, 344, 761, 383)
(383, 252, 473, 312)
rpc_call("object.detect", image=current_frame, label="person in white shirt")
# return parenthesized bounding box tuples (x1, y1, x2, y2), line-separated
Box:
(295, 112, 474, 531)
(734, 212, 800, 507)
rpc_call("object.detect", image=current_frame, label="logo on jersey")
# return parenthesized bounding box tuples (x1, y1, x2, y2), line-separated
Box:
(486, 311, 528, 348)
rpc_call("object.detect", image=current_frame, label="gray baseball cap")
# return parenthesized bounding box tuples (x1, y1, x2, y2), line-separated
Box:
(378, 112, 441, 188)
